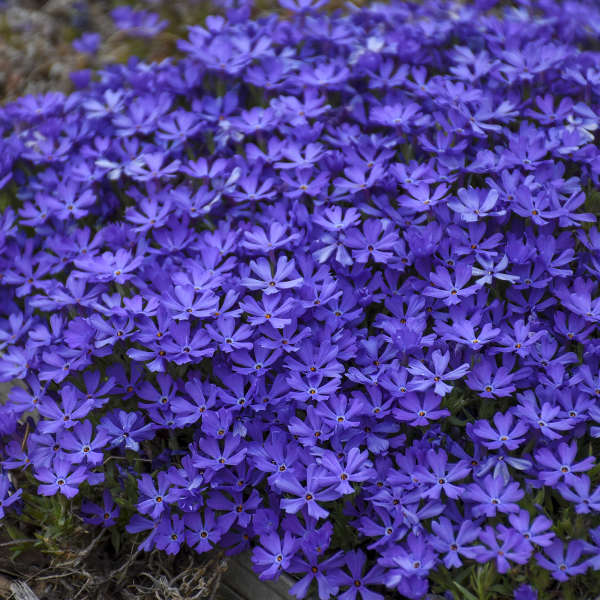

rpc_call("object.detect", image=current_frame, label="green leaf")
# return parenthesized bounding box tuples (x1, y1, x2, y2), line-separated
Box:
(5, 524, 25, 540)
(452, 581, 479, 600)
(111, 528, 121, 554)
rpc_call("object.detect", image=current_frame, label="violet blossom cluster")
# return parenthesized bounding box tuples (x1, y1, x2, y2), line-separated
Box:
(2, 0, 600, 597)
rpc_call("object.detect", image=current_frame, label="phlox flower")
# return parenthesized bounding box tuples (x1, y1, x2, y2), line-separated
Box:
(241, 256, 303, 295)
(393, 392, 450, 426)
(464, 475, 524, 518)
(423, 263, 480, 305)
(36, 458, 88, 498)
(276, 464, 339, 519)
(536, 540, 588, 581)
(407, 350, 470, 397)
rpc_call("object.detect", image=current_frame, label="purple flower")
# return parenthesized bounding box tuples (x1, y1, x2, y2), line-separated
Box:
(472, 255, 519, 286)
(329, 550, 384, 600)
(476, 526, 531, 573)
(137, 472, 181, 519)
(82, 489, 120, 527)
(357, 508, 404, 550)
(207, 490, 261, 528)
(534, 441, 595, 486)
(430, 517, 483, 568)
(37, 385, 95, 434)
(206, 317, 253, 353)
(448, 187, 505, 222)
(514, 395, 575, 440)
(59, 420, 108, 465)
(400, 183, 449, 213)
(423, 263, 480, 306)
(378, 533, 436, 587)
(240, 294, 296, 329)
(232, 346, 281, 376)
(162, 321, 214, 363)
(465, 359, 519, 398)
(241, 256, 303, 295)
(464, 475, 524, 518)
(318, 448, 374, 495)
(557, 475, 600, 513)
(494, 319, 546, 357)
(125, 197, 172, 232)
(162, 285, 218, 320)
(74, 248, 143, 284)
(514, 584, 538, 600)
(344, 221, 399, 264)
(171, 378, 217, 426)
(98, 410, 155, 451)
(279, 0, 328, 11)
(252, 531, 300, 580)
(184, 509, 229, 553)
(72, 32, 101, 54)
(536, 540, 588, 581)
(111, 7, 168, 37)
(393, 392, 450, 426)
(192, 434, 247, 471)
(315, 393, 365, 430)
(127, 153, 181, 181)
(511, 185, 560, 225)
(249, 430, 303, 486)
(36, 458, 88, 498)
(0, 474, 22, 518)
(414, 449, 470, 500)
(125, 514, 161, 552)
(435, 316, 500, 349)
(469, 412, 529, 451)
(43, 181, 96, 220)
(407, 350, 470, 397)
(242, 222, 301, 254)
(288, 550, 345, 600)
(155, 512, 184, 555)
(276, 464, 339, 519)
(507, 509, 554, 548)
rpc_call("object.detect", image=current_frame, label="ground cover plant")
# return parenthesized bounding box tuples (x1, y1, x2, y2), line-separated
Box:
(2, 0, 600, 598)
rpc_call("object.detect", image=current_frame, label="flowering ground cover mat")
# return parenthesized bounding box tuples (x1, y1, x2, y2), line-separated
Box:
(1, 0, 600, 598)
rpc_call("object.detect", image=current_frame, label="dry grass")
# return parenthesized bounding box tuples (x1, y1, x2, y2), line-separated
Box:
(0, 530, 227, 600)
